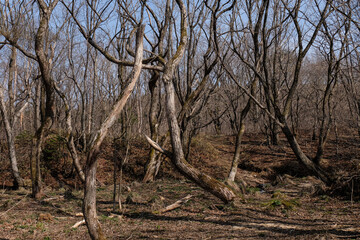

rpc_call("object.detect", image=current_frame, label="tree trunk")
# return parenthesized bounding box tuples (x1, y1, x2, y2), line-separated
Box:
(0, 91, 24, 189)
(143, 71, 162, 182)
(30, 0, 60, 198)
(281, 122, 332, 185)
(227, 122, 245, 183)
(153, 0, 236, 203)
(83, 25, 144, 240)
(162, 76, 237, 203)
(84, 154, 105, 240)
(358, 100, 360, 138)
(31, 116, 53, 199)
(0, 47, 25, 189)
(270, 120, 279, 145)
(143, 149, 162, 182)
(54, 84, 86, 183)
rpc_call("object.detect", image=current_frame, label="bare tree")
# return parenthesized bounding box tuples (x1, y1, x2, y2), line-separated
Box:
(1, 0, 61, 197)
(223, 0, 269, 187)
(313, 8, 350, 164)
(146, 0, 237, 204)
(0, 46, 31, 189)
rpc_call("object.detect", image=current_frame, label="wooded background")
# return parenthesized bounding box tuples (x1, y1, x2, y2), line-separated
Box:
(0, 0, 359, 239)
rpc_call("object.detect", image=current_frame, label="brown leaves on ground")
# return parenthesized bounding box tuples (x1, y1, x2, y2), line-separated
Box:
(0, 133, 359, 239)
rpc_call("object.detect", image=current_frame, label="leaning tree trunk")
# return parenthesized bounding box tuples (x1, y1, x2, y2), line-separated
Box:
(227, 74, 257, 186)
(227, 121, 245, 183)
(0, 46, 26, 189)
(83, 25, 144, 240)
(161, 64, 237, 203)
(280, 122, 332, 185)
(54, 84, 86, 183)
(148, 0, 237, 203)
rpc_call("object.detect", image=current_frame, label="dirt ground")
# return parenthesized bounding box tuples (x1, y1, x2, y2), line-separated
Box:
(0, 133, 359, 239)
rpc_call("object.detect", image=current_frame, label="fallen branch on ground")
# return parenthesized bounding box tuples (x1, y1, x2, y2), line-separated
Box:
(0, 192, 29, 217)
(72, 219, 85, 228)
(159, 194, 192, 213)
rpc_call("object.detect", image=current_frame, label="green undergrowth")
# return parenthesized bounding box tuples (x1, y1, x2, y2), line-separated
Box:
(263, 191, 300, 211)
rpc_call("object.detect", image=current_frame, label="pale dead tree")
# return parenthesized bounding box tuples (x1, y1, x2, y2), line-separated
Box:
(173, 0, 234, 160)
(144, 0, 236, 183)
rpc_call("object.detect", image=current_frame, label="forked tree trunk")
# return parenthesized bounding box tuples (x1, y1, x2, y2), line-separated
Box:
(31, 0, 59, 199)
(83, 25, 144, 240)
(143, 71, 162, 182)
(31, 117, 52, 199)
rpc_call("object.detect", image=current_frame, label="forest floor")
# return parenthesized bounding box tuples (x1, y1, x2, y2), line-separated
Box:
(0, 132, 359, 239)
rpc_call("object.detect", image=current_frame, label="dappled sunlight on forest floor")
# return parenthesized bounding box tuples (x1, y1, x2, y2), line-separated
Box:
(0, 133, 359, 239)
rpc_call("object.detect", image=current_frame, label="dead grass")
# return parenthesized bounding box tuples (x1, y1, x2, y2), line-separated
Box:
(0, 133, 359, 239)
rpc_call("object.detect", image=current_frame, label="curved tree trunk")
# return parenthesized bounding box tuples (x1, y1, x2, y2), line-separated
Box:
(227, 75, 256, 185)
(31, 0, 59, 198)
(83, 25, 144, 240)
(281, 122, 332, 185)
(148, 0, 237, 203)
(31, 117, 52, 199)
(159, 72, 236, 203)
